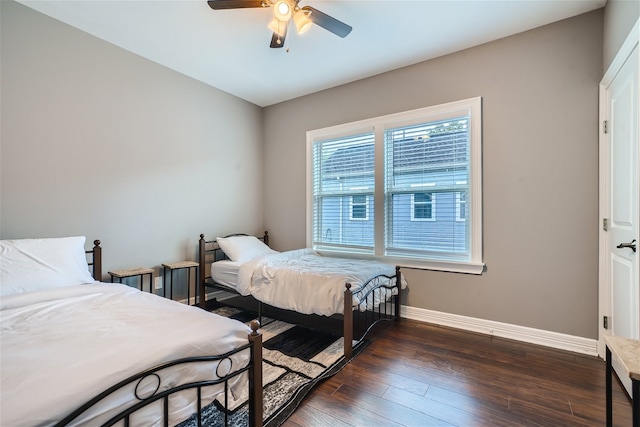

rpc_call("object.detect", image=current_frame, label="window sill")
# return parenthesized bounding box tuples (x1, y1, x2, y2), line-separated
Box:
(315, 248, 485, 275)
(396, 258, 485, 275)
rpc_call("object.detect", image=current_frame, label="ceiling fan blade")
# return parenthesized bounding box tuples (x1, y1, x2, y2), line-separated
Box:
(207, 0, 266, 10)
(302, 6, 352, 38)
(270, 25, 287, 48)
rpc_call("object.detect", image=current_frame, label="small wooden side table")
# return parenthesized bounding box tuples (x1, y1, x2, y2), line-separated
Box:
(162, 261, 199, 305)
(108, 267, 154, 293)
(605, 335, 640, 427)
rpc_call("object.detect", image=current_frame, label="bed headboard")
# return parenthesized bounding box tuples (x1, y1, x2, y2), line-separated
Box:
(198, 232, 269, 308)
(85, 240, 102, 280)
(198, 232, 269, 264)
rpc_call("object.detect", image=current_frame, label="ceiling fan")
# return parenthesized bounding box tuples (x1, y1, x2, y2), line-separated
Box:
(207, 0, 352, 48)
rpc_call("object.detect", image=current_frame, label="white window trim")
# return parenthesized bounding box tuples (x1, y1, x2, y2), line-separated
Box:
(306, 97, 484, 274)
(411, 193, 436, 222)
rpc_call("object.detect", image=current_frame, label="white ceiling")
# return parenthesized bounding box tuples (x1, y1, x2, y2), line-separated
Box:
(19, 0, 605, 107)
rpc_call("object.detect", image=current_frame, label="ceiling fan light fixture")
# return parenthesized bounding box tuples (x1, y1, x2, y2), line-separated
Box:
(273, 0, 291, 21)
(293, 9, 312, 34)
(207, 0, 352, 49)
(268, 17, 287, 37)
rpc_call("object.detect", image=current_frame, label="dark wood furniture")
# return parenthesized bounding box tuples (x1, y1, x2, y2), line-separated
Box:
(198, 232, 402, 358)
(56, 240, 264, 427)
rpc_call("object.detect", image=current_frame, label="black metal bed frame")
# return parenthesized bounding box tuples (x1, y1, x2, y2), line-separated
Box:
(85, 239, 102, 281)
(55, 323, 263, 427)
(54, 241, 264, 427)
(198, 232, 402, 358)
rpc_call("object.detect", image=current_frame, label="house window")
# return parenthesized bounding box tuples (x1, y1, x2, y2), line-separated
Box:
(307, 97, 483, 274)
(456, 192, 466, 221)
(350, 195, 369, 220)
(411, 193, 435, 221)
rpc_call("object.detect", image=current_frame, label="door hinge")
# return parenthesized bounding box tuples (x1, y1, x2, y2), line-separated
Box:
(603, 316, 609, 329)
(603, 120, 608, 134)
(603, 218, 609, 231)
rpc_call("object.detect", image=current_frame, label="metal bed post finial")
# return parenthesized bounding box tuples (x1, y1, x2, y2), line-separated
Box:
(92, 240, 102, 281)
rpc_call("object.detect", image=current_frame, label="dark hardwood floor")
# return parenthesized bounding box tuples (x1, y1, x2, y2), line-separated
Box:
(283, 318, 633, 427)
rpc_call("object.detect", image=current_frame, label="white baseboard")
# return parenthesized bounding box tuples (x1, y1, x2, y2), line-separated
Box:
(191, 293, 598, 357)
(401, 305, 599, 357)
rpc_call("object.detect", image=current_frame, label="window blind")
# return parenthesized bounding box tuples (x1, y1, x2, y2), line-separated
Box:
(312, 132, 375, 252)
(384, 117, 470, 260)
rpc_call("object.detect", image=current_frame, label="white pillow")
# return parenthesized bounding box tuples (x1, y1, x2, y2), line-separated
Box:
(0, 236, 97, 296)
(216, 235, 278, 264)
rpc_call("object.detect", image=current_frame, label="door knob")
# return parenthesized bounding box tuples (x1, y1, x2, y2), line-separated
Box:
(616, 239, 636, 253)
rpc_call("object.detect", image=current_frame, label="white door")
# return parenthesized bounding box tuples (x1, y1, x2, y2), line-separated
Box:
(599, 19, 639, 397)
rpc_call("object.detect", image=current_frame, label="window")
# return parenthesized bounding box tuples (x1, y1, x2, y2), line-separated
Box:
(350, 195, 369, 220)
(456, 192, 466, 221)
(307, 97, 483, 274)
(411, 193, 435, 221)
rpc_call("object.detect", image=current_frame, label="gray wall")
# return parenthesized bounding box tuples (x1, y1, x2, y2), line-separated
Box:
(2, 0, 632, 340)
(263, 10, 604, 339)
(0, 1, 265, 289)
(603, 0, 640, 71)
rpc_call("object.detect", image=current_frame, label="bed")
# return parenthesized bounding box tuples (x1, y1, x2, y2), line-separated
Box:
(0, 236, 263, 427)
(198, 232, 405, 358)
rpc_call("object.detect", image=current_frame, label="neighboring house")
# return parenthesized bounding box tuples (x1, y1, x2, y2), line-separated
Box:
(318, 125, 469, 255)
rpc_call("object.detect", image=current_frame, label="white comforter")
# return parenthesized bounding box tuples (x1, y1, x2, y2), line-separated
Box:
(236, 249, 406, 316)
(0, 283, 252, 427)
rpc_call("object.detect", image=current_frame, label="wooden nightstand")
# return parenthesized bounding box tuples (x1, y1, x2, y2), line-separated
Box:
(108, 267, 154, 293)
(162, 261, 199, 305)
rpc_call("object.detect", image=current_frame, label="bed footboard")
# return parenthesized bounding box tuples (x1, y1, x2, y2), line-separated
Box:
(55, 322, 263, 427)
(343, 266, 402, 358)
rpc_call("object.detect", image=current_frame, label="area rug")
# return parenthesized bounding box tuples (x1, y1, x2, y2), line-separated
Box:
(178, 306, 367, 427)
